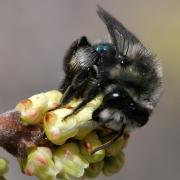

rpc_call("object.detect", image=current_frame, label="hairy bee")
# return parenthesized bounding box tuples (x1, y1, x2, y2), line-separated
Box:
(59, 6, 162, 152)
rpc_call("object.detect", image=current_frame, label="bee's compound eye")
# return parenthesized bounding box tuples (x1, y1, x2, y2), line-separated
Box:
(103, 90, 127, 109)
(103, 92, 120, 105)
(95, 44, 109, 53)
(94, 43, 116, 57)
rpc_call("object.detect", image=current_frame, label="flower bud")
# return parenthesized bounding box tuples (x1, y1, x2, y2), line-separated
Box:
(21, 147, 58, 180)
(44, 95, 103, 145)
(85, 161, 104, 178)
(0, 158, 8, 176)
(16, 91, 63, 125)
(16, 98, 45, 125)
(79, 132, 105, 163)
(44, 90, 62, 109)
(53, 143, 89, 178)
(75, 95, 103, 139)
(43, 108, 78, 145)
(75, 120, 97, 140)
(103, 151, 125, 176)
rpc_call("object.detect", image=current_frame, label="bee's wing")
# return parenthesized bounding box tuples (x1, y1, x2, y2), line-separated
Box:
(97, 5, 142, 59)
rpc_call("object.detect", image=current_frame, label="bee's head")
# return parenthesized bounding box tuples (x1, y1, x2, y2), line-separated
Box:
(102, 85, 152, 129)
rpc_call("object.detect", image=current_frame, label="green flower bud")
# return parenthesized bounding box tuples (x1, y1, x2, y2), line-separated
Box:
(29, 93, 49, 111)
(21, 147, 58, 180)
(85, 161, 104, 178)
(102, 135, 125, 157)
(44, 95, 103, 145)
(75, 120, 97, 140)
(79, 132, 105, 163)
(75, 95, 103, 140)
(43, 108, 79, 145)
(53, 143, 89, 178)
(0, 158, 8, 176)
(16, 90, 63, 125)
(15, 93, 48, 125)
(16, 98, 44, 125)
(103, 151, 125, 176)
(45, 90, 62, 110)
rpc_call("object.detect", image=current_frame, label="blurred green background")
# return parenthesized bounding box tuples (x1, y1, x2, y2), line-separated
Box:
(0, 0, 179, 179)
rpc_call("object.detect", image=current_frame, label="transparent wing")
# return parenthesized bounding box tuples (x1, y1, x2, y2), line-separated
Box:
(97, 5, 142, 58)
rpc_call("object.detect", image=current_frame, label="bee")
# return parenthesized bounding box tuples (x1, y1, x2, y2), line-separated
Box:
(59, 6, 162, 153)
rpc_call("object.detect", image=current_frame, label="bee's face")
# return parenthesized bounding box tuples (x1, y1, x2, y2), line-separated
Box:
(93, 84, 152, 132)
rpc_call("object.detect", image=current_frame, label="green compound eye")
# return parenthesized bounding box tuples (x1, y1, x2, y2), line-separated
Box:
(94, 43, 115, 57)
(96, 44, 110, 52)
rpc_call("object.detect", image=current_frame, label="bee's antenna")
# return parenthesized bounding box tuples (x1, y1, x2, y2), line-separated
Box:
(91, 123, 126, 154)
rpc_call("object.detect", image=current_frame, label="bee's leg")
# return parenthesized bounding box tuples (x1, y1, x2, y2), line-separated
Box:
(59, 76, 72, 93)
(60, 69, 90, 105)
(91, 102, 126, 153)
(62, 63, 99, 106)
(91, 123, 126, 154)
(63, 78, 100, 120)
(60, 85, 76, 105)
(74, 79, 100, 110)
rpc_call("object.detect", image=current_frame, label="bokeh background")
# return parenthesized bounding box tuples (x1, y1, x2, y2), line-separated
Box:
(0, 0, 179, 180)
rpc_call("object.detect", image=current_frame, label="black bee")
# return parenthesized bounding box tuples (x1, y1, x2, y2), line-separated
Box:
(59, 6, 162, 153)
